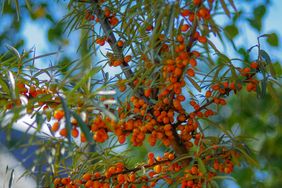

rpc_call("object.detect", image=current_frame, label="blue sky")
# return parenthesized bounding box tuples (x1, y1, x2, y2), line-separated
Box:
(19, 1, 282, 73)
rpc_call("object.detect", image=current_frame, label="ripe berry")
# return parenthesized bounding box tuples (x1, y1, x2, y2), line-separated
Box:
(154, 165, 162, 173)
(117, 40, 124, 47)
(54, 110, 64, 121)
(193, 0, 202, 5)
(51, 121, 60, 132)
(124, 55, 132, 63)
(181, 24, 189, 32)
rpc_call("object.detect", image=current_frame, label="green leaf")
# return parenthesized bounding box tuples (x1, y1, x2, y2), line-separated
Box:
(212, 175, 237, 182)
(210, 180, 220, 188)
(187, 77, 201, 92)
(261, 77, 267, 97)
(8, 169, 14, 188)
(8, 71, 16, 99)
(60, 96, 72, 146)
(197, 158, 207, 174)
(266, 33, 279, 47)
(173, 154, 193, 164)
(267, 83, 279, 101)
(268, 62, 277, 79)
(228, 0, 237, 12)
(24, 0, 32, 11)
(248, 18, 262, 31)
(35, 113, 44, 132)
(253, 5, 266, 19)
(68, 66, 101, 97)
(71, 112, 93, 143)
(224, 25, 239, 39)
(218, 53, 231, 64)
(231, 151, 240, 166)
(260, 50, 271, 64)
(220, 0, 231, 17)
(0, 77, 11, 97)
(272, 62, 282, 76)
(235, 147, 259, 167)
(14, 0, 20, 21)
(48, 24, 63, 42)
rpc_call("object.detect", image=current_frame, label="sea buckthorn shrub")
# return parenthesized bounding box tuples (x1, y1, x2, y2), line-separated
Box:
(0, 0, 280, 187)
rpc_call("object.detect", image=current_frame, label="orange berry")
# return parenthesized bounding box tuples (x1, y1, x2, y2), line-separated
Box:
(51, 121, 60, 132)
(168, 153, 175, 160)
(118, 84, 126, 92)
(191, 166, 198, 175)
(148, 171, 155, 178)
(124, 55, 132, 63)
(198, 7, 210, 19)
(148, 153, 155, 161)
(146, 25, 153, 31)
(162, 116, 169, 124)
(164, 124, 172, 131)
(181, 9, 190, 17)
(178, 114, 186, 122)
(54, 110, 64, 121)
(144, 88, 151, 97)
(94, 172, 101, 178)
(177, 35, 184, 43)
(61, 177, 70, 185)
(154, 165, 162, 173)
(222, 81, 229, 88)
(59, 128, 68, 137)
(246, 82, 255, 92)
(80, 133, 87, 142)
(109, 16, 119, 26)
(128, 173, 136, 182)
(16, 82, 25, 89)
(187, 180, 194, 187)
(83, 173, 92, 181)
(85, 180, 93, 188)
(250, 62, 258, 69)
(112, 59, 122, 67)
(187, 68, 195, 77)
(192, 50, 201, 58)
(241, 67, 251, 76)
(193, 0, 202, 5)
(53, 178, 61, 186)
(118, 135, 126, 144)
(71, 128, 79, 138)
(117, 174, 125, 183)
(189, 58, 197, 67)
(181, 24, 189, 32)
(205, 90, 212, 98)
(117, 40, 124, 47)
(96, 38, 106, 46)
(211, 84, 220, 90)
(189, 13, 195, 22)
(174, 67, 183, 77)
(104, 8, 111, 17)
(198, 36, 207, 43)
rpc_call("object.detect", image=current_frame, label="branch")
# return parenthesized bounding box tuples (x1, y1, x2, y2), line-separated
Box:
(169, 11, 200, 161)
(85, 158, 174, 182)
(92, 1, 134, 80)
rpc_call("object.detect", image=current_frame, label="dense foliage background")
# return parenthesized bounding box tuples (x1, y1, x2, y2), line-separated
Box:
(0, 0, 281, 187)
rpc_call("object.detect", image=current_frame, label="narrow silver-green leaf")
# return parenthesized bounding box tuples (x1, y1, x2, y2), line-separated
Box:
(220, 0, 231, 17)
(8, 169, 14, 188)
(197, 158, 207, 174)
(60, 96, 72, 146)
(260, 50, 271, 64)
(71, 111, 93, 143)
(187, 77, 201, 92)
